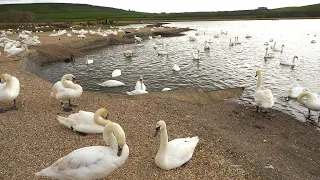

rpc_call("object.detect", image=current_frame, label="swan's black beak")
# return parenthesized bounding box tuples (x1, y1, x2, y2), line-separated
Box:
(153, 126, 160, 137)
(117, 145, 123, 156)
(255, 74, 257, 77)
(105, 113, 109, 119)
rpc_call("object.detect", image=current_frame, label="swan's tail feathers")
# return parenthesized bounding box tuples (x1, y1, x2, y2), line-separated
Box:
(57, 116, 73, 129)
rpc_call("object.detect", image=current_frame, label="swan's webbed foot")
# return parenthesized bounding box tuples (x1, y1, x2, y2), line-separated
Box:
(181, 161, 189, 167)
(63, 106, 73, 112)
(8, 105, 18, 111)
(76, 131, 88, 136)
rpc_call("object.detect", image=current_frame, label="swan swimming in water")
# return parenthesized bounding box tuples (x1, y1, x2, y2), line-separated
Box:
(172, 64, 180, 71)
(298, 91, 320, 119)
(112, 69, 121, 77)
(192, 50, 200, 60)
(50, 74, 83, 112)
(285, 86, 308, 101)
(57, 108, 110, 135)
(98, 80, 125, 87)
(254, 70, 275, 112)
(264, 47, 274, 59)
(280, 56, 298, 68)
(0, 74, 20, 113)
(35, 122, 129, 180)
(153, 120, 199, 170)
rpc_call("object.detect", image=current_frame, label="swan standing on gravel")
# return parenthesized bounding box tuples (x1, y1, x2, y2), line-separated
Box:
(112, 69, 121, 77)
(57, 108, 110, 135)
(98, 80, 125, 87)
(298, 91, 320, 119)
(135, 76, 146, 91)
(6, 44, 28, 58)
(0, 74, 20, 113)
(285, 86, 308, 101)
(280, 56, 298, 68)
(35, 122, 129, 180)
(264, 47, 274, 59)
(153, 120, 199, 170)
(50, 74, 83, 112)
(254, 70, 274, 112)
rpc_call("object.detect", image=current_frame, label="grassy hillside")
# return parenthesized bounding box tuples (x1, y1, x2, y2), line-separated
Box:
(0, 3, 319, 22)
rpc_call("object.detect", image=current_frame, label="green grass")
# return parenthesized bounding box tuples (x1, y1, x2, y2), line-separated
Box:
(0, 3, 319, 22)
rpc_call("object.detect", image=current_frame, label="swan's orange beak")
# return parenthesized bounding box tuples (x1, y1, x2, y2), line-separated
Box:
(72, 78, 76, 84)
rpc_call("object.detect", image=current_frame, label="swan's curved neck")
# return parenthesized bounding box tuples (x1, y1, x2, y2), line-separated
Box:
(103, 127, 117, 149)
(3, 76, 12, 89)
(256, 73, 262, 91)
(94, 113, 110, 126)
(298, 92, 313, 104)
(62, 79, 77, 89)
(292, 57, 297, 64)
(158, 128, 169, 155)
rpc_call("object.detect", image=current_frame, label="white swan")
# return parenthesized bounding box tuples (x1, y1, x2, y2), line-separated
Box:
(98, 80, 125, 87)
(192, 50, 200, 60)
(264, 42, 269, 46)
(162, 88, 171, 91)
(285, 86, 308, 100)
(245, 35, 252, 39)
(135, 40, 144, 47)
(6, 44, 28, 58)
(57, 108, 110, 134)
(0, 74, 20, 113)
(273, 44, 284, 53)
(86, 56, 93, 64)
(311, 40, 316, 43)
(254, 70, 274, 112)
(264, 47, 274, 59)
(153, 120, 199, 170)
(127, 89, 148, 95)
(298, 91, 320, 118)
(35, 122, 129, 180)
(280, 56, 298, 67)
(269, 38, 274, 42)
(112, 69, 122, 77)
(123, 50, 133, 57)
(204, 41, 210, 51)
(172, 64, 180, 71)
(50, 74, 83, 112)
(135, 76, 146, 91)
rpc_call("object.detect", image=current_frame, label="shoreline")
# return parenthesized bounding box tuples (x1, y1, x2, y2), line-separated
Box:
(1, 26, 320, 179)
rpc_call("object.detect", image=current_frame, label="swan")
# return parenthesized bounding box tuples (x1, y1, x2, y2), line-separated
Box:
(57, 108, 110, 135)
(35, 122, 129, 180)
(153, 120, 199, 170)
(123, 50, 133, 57)
(172, 64, 180, 71)
(311, 40, 316, 43)
(135, 40, 144, 47)
(298, 91, 320, 119)
(280, 56, 298, 67)
(86, 56, 93, 64)
(269, 38, 274, 42)
(162, 88, 171, 91)
(135, 76, 146, 91)
(127, 89, 148, 95)
(229, 38, 234, 46)
(234, 37, 241, 45)
(254, 70, 274, 112)
(0, 74, 20, 113)
(273, 44, 284, 53)
(204, 41, 210, 51)
(245, 35, 252, 39)
(285, 86, 308, 101)
(98, 80, 125, 87)
(112, 69, 121, 77)
(50, 74, 83, 112)
(264, 42, 269, 46)
(192, 50, 200, 60)
(6, 44, 28, 58)
(264, 47, 274, 59)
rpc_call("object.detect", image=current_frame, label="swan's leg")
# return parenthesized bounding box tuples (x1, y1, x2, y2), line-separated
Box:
(256, 106, 259, 112)
(61, 101, 73, 112)
(68, 100, 78, 108)
(12, 99, 17, 110)
(307, 109, 311, 119)
(75, 131, 88, 136)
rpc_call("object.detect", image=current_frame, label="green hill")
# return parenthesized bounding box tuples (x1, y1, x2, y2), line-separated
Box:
(0, 3, 319, 22)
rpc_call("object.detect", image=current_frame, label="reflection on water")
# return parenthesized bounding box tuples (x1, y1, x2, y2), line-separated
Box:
(41, 19, 320, 122)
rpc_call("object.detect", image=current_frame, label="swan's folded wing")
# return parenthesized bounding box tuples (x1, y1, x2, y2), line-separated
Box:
(0, 82, 6, 91)
(167, 137, 199, 167)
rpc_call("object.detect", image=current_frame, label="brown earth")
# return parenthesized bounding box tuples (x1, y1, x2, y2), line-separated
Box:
(0, 26, 319, 180)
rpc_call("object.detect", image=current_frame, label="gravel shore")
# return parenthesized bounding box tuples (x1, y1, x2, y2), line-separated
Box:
(0, 27, 319, 180)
